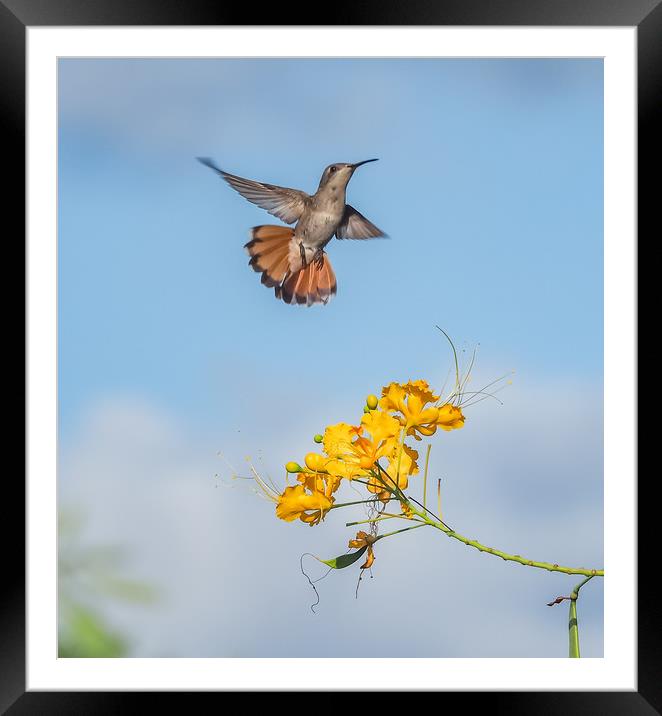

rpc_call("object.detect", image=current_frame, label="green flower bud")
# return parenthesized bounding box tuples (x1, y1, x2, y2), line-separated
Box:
(285, 461, 302, 473)
(366, 394, 379, 410)
(313, 434, 323, 444)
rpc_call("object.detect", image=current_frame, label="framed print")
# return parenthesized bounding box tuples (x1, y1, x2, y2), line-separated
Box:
(6, 0, 649, 710)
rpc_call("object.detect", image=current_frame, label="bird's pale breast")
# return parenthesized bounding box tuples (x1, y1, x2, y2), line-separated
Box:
(295, 203, 345, 251)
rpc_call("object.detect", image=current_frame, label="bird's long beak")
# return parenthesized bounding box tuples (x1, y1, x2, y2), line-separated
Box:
(351, 158, 379, 169)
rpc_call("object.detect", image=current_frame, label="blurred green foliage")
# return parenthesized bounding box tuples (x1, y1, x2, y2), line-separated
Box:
(58, 509, 158, 658)
(58, 605, 128, 658)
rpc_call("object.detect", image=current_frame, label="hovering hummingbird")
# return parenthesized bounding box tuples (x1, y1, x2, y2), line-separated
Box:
(198, 158, 386, 306)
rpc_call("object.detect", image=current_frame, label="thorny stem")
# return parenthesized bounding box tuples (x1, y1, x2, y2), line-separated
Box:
(336, 466, 602, 578)
(404, 501, 604, 578)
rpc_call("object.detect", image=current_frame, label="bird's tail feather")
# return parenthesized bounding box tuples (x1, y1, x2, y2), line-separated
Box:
(245, 225, 295, 288)
(277, 253, 337, 306)
(245, 225, 336, 306)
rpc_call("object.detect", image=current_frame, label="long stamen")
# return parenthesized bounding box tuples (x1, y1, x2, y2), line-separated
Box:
(457, 390, 505, 407)
(436, 326, 461, 397)
(249, 464, 280, 503)
(460, 383, 511, 408)
(458, 344, 478, 394)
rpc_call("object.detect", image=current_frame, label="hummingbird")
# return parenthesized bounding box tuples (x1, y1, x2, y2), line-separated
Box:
(198, 157, 386, 306)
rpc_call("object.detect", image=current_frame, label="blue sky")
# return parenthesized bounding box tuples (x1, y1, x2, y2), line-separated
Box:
(58, 58, 604, 658)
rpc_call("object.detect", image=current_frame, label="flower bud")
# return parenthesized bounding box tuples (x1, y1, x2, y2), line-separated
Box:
(285, 461, 302, 473)
(313, 434, 323, 444)
(304, 453, 326, 472)
(366, 394, 379, 410)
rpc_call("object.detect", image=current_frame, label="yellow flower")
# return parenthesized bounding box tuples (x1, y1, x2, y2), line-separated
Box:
(384, 443, 419, 488)
(348, 530, 376, 569)
(380, 380, 465, 439)
(275, 480, 335, 526)
(321, 415, 400, 479)
(323, 422, 359, 460)
(360, 410, 401, 447)
(368, 443, 419, 501)
(435, 403, 465, 431)
(322, 422, 367, 479)
(297, 470, 341, 499)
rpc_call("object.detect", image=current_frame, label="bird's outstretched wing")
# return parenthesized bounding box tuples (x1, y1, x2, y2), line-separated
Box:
(197, 157, 309, 225)
(335, 204, 387, 240)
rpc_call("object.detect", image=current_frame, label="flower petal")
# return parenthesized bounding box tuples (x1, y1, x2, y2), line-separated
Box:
(436, 404, 465, 431)
(360, 410, 401, 446)
(275, 484, 333, 524)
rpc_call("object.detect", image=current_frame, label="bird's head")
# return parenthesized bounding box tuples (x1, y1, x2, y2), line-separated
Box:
(318, 159, 378, 191)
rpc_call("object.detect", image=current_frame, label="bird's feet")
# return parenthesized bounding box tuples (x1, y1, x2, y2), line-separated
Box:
(299, 242, 307, 268)
(313, 249, 325, 267)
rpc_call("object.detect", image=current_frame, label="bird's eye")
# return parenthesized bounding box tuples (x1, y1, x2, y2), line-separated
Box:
(329, 166, 337, 173)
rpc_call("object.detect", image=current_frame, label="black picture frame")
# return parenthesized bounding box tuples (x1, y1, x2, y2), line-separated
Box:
(5, 0, 648, 711)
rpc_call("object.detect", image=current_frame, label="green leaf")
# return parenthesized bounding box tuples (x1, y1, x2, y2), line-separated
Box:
(319, 546, 367, 569)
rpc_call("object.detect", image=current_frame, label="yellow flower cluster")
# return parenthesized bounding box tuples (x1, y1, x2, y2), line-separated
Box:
(274, 379, 465, 529)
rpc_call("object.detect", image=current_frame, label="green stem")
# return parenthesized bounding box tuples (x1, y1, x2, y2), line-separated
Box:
(374, 462, 408, 502)
(375, 523, 427, 540)
(330, 497, 396, 510)
(345, 514, 403, 527)
(569, 575, 594, 658)
(568, 599, 579, 658)
(406, 503, 604, 578)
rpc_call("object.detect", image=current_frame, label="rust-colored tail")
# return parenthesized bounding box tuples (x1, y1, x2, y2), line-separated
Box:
(245, 225, 337, 306)
(245, 225, 295, 288)
(276, 253, 337, 306)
